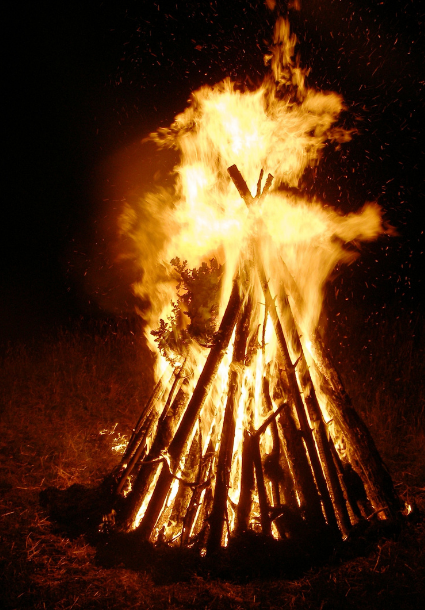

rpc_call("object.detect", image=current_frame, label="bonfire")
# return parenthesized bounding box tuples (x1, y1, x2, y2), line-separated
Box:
(97, 18, 407, 558)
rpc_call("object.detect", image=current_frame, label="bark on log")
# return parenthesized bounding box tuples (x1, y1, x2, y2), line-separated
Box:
(282, 323, 351, 535)
(207, 297, 252, 554)
(121, 375, 168, 465)
(181, 439, 215, 545)
(255, 254, 340, 536)
(230, 164, 357, 536)
(276, 424, 302, 524)
(134, 278, 243, 540)
(261, 377, 285, 537)
(251, 432, 271, 536)
(309, 334, 401, 520)
(118, 378, 190, 527)
(329, 438, 362, 524)
(235, 429, 255, 534)
(278, 239, 401, 521)
(117, 371, 186, 495)
(277, 401, 326, 528)
(228, 164, 340, 535)
(156, 426, 201, 542)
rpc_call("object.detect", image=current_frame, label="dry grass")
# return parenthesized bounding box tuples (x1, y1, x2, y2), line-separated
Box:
(1, 312, 424, 609)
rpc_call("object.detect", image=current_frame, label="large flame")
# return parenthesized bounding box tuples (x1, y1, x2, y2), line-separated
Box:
(119, 17, 384, 365)
(117, 18, 391, 543)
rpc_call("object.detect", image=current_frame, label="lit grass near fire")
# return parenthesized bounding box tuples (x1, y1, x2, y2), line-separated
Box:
(0, 311, 423, 609)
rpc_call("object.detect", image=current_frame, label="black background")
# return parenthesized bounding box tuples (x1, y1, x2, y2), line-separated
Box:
(3, 0, 424, 344)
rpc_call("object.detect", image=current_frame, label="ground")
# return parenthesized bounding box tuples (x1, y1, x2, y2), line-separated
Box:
(1, 312, 424, 609)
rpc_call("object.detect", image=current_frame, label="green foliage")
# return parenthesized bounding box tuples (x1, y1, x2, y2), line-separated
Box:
(151, 257, 224, 365)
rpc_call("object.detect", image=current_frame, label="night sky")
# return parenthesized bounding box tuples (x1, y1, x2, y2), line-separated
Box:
(3, 0, 424, 345)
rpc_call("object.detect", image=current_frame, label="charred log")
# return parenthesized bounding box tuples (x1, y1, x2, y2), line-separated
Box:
(235, 429, 255, 534)
(207, 296, 252, 554)
(278, 252, 401, 521)
(134, 278, 243, 540)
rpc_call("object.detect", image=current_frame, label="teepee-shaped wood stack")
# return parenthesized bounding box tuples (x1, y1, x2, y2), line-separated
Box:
(108, 164, 401, 555)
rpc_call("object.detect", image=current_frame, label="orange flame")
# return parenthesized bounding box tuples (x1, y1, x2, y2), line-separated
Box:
(119, 18, 385, 372)
(118, 18, 392, 542)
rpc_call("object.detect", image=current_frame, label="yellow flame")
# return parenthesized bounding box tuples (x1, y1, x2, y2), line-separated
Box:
(119, 17, 390, 544)
(119, 18, 382, 360)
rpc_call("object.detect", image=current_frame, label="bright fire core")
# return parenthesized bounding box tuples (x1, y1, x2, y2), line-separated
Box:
(117, 18, 393, 548)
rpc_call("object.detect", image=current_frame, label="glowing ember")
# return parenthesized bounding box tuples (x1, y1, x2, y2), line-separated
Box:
(111, 17, 401, 552)
(99, 424, 129, 455)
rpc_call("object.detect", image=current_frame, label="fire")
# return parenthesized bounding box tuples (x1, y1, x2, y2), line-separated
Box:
(120, 18, 383, 359)
(112, 17, 399, 551)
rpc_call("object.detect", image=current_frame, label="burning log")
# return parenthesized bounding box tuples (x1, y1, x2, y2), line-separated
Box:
(118, 377, 191, 524)
(207, 295, 253, 553)
(277, 397, 325, 528)
(251, 430, 272, 537)
(117, 367, 186, 496)
(107, 161, 402, 556)
(309, 338, 402, 520)
(229, 164, 342, 536)
(235, 429, 255, 534)
(181, 438, 215, 545)
(128, 276, 243, 540)
(121, 375, 168, 466)
(279, 248, 401, 521)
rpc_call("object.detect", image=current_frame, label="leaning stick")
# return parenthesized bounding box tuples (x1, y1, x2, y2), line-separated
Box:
(277, 400, 325, 527)
(134, 277, 244, 540)
(251, 431, 272, 536)
(278, 224, 401, 520)
(207, 296, 252, 554)
(235, 429, 255, 534)
(116, 371, 188, 497)
(181, 438, 215, 545)
(228, 164, 340, 536)
(121, 374, 168, 464)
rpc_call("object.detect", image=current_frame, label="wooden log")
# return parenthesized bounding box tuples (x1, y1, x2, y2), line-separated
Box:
(278, 244, 401, 520)
(329, 438, 362, 524)
(229, 165, 353, 536)
(255, 253, 340, 536)
(134, 278, 243, 540)
(309, 334, 401, 520)
(277, 400, 326, 528)
(207, 296, 252, 554)
(251, 432, 271, 536)
(181, 439, 215, 545)
(261, 377, 287, 537)
(295, 356, 351, 536)
(228, 164, 255, 207)
(234, 371, 257, 536)
(156, 425, 201, 542)
(268, 265, 349, 534)
(116, 370, 186, 495)
(256, 169, 264, 197)
(235, 429, 255, 534)
(228, 164, 340, 534)
(269, 272, 353, 533)
(270, 371, 304, 522)
(194, 476, 215, 549)
(120, 375, 167, 465)
(275, 261, 390, 530)
(276, 432, 302, 526)
(117, 377, 191, 527)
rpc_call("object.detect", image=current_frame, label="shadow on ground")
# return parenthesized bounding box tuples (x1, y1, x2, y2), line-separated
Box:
(40, 481, 417, 585)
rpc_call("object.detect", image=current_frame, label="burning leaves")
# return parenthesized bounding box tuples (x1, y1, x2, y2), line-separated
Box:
(151, 257, 224, 366)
